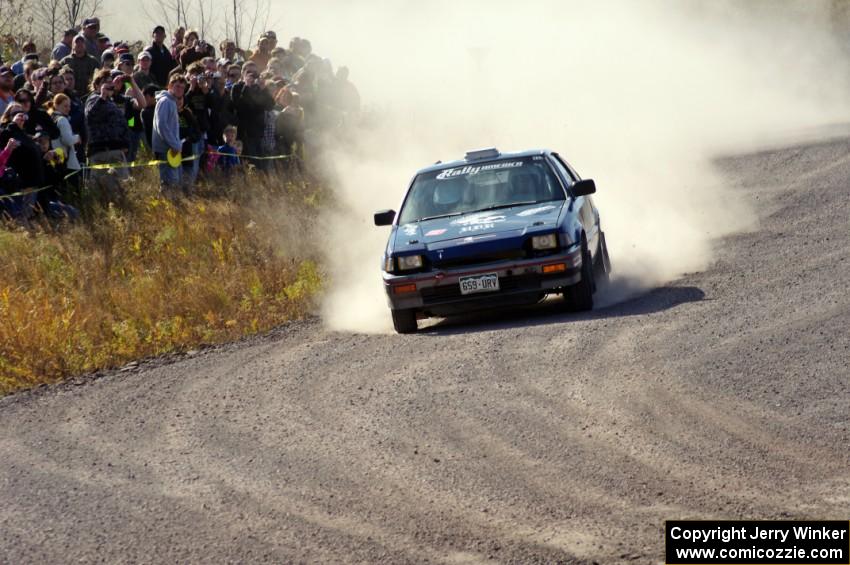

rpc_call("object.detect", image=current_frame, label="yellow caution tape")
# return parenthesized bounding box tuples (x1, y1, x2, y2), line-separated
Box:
(0, 170, 82, 201)
(205, 151, 295, 161)
(1, 149, 297, 202)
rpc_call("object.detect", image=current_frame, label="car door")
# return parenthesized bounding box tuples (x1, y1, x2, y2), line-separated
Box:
(550, 153, 600, 253)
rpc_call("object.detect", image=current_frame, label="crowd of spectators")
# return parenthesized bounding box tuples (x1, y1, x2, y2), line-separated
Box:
(0, 17, 361, 219)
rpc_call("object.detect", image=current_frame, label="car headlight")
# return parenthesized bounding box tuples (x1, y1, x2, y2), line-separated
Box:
(396, 255, 424, 271)
(384, 256, 394, 272)
(531, 234, 558, 250)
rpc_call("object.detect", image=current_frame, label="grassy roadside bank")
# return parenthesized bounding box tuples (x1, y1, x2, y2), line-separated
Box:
(0, 170, 324, 395)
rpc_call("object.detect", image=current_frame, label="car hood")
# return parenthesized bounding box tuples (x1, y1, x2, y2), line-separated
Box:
(393, 202, 564, 253)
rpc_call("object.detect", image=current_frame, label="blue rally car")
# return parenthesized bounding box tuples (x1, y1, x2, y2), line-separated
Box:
(374, 148, 611, 333)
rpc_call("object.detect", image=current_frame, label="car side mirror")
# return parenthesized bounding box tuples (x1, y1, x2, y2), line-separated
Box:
(374, 209, 396, 226)
(572, 179, 596, 197)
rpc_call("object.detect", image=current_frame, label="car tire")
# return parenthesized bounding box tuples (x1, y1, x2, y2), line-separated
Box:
(564, 239, 594, 312)
(594, 231, 611, 286)
(392, 309, 418, 334)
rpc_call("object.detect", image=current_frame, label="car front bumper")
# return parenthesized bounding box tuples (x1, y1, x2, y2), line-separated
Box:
(382, 244, 583, 315)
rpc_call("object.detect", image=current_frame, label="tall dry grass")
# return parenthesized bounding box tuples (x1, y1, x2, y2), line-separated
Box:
(0, 167, 324, 394)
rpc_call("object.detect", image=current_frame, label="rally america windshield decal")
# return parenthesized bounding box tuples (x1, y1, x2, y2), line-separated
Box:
(435, 161, 524, 180)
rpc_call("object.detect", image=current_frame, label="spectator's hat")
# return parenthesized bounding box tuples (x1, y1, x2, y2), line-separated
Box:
(217, 57, 231, 66)
(152, 25, 166, 34)
(83, 18, 98, 28)
(263, 31, 277, 40)
(23, 53, 39, 62)
(0, 66, 14, 77)
(118, 53, 134, 65)
(63, 28, 76, 37)
(109, 68, 124, 78)
(138, 51, 152, 61)
(33, 130, 49, 140)
(101, 49, 115, 63)
(114, 45, 130, 55)
(73, 34, 86, 44)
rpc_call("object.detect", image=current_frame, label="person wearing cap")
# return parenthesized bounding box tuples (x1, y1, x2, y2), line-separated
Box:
(60, 35, 100, 96)
(111, 66, 146, 162)
(133, 51, 155, 90)
(263, 31, 278, 51)
(116, 53, 134, 75)
(145, 25, 177, 89)
(12, 41, 37, 76)
(82, 18, 101, 59)
(101, 49, 116, 70)
(96, 34, 111, 55)
(0, 67, 15, 116)
(52, 29, 76, 62)
(153, 74, 187, 196)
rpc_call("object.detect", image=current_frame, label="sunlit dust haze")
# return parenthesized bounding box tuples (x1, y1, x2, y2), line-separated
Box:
(102, 0, 850, 332)
(306, 0, 850, 333)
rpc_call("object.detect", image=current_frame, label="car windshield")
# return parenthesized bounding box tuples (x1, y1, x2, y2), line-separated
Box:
(398, 156, 566, 224)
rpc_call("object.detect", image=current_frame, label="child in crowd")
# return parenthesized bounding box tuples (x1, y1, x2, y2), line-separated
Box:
(217, 124, 240, 174)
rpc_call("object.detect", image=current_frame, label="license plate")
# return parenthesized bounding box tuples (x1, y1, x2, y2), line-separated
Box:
(459, 273, 500, 295)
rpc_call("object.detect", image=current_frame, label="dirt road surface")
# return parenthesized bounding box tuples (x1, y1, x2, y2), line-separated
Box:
(1, 136, 849, 564)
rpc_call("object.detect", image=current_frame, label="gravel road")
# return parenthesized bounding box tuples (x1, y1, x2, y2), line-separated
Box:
(1, 136, 849, 564)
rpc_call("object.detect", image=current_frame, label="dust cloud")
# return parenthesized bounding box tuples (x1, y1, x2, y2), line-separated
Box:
(315, 0, 850, 332)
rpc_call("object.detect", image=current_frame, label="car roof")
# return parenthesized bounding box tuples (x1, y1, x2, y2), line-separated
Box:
(415, 149, 552, 175)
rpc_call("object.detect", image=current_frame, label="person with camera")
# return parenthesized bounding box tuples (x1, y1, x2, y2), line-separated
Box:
(231, 63, 274, 170)
(180, 31, 213, 70)
(84, 69, 144, 199)
(114, 57, 147, 162)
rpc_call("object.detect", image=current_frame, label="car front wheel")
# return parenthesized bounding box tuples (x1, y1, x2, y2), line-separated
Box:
(564, 240, 594, 312)
(391, 309, 418, 334)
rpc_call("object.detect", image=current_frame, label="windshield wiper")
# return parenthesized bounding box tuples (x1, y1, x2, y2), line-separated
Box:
(415, 201, 553, 223)
(416, 212, 465, 222)
(467, 201, 542, 214)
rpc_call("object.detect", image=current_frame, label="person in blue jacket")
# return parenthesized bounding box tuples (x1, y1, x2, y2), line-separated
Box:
(152, 74, 186, 197)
